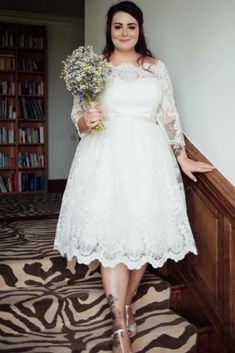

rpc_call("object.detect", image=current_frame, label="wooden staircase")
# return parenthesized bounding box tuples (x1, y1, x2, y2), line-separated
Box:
(159, 273, 213, 353)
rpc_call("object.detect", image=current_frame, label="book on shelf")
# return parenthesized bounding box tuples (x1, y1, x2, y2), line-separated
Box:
(19, 172, 45, 192)
(0, 176, 9, 192)
(19, 152, 44, 168)
(0, 152, 14, 168)
(0, 127, 15, 143)
(0, 54, 15, 71)
(1, 30, 15, 47)
(18, 58, 43, 72)
(39, 126, 44, 142)
(18, 80, 44, 96)
(33, 98, 43, 118)
(0, 173, 16, 192)
(19, 127, 44, 144)
(19, 97, 44, 119)
(0, 81, 15, 95)
(0, 97, 16, 119)
(19, 33, 43, 50)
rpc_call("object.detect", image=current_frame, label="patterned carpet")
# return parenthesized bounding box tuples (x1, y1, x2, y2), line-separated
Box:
(0, 194, 197, 352)
(0, 192, 62, 220)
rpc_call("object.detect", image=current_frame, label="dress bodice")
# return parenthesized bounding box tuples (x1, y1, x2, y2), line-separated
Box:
(98, 62, 162, 123)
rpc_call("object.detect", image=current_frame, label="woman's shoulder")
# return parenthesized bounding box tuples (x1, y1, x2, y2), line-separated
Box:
(143, 56, 165, 70)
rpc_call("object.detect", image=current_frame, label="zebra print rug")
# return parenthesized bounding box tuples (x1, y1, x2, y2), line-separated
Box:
(0, 192, 62, 221)
(0, 218, 197, 352)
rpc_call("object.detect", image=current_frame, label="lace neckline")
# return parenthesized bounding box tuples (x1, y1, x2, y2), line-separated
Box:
(107, 60, 161, 71)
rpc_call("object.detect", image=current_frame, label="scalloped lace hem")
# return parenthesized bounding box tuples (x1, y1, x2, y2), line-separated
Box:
(54, 245, 198, 270)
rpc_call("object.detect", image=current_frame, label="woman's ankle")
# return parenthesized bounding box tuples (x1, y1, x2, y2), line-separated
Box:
(112, 318, 126, 331)
(124, 304, 136, 328)
(112, 327, 132, 352)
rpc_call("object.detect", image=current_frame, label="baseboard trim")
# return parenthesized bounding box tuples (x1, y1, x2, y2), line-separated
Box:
(48, 179, 66, 193)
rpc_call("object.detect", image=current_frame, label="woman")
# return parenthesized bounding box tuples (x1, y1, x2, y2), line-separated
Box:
(54, 1, 214, 352)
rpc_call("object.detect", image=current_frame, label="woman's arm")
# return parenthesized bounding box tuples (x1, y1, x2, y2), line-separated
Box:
(155, 62, 215, 181)
(71, 95, 87, 138)
(176, 146, 215, 182)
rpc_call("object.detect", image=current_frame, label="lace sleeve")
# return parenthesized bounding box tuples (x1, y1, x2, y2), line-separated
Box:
(156, 62, 185, 149)
(71, 95, 87, 139)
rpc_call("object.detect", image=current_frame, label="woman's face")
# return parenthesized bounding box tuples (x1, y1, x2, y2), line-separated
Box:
(111, 11, 139, 52)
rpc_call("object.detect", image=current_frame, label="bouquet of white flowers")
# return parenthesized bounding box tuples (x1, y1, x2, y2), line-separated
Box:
(61, 46, 110, 133)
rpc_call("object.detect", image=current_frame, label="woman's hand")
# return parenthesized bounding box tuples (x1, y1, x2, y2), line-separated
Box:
(78, 106, 103, 133)
(176, 147, 215, 182)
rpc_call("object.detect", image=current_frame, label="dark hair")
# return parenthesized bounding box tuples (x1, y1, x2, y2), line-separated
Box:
(102, 1, 154, 64)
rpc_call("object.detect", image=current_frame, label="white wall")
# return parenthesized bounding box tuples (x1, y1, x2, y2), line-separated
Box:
(0, 10, 84, 179)
(85, 0, 235, 185)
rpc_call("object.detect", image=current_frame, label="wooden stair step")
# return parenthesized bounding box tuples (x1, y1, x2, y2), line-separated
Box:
(155, 272, 213, 353)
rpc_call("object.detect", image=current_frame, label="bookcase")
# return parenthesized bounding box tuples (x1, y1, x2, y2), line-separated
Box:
(0, 22, 48, 193)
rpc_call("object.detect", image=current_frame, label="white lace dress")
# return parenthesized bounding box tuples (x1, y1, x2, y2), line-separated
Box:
(54, 60, 197, 269)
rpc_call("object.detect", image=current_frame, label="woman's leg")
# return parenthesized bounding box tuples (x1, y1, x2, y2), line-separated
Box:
(101, 263, 132, 353)
(125, 263, 148, 329)
(125, 263, 148, 304)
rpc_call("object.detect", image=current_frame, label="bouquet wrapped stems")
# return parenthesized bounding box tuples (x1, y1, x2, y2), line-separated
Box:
(83, 98, 105, 133)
